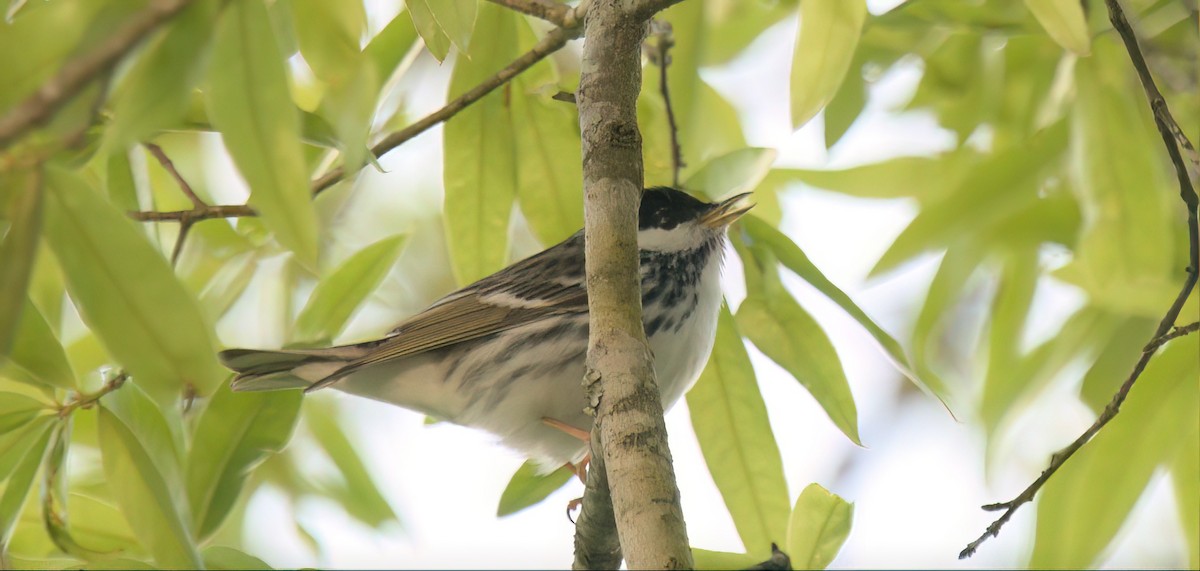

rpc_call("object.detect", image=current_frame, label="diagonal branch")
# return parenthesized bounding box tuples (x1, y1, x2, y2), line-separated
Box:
(958, 0, 1200, 559)
(0, 0, 194, 150)
(486, 0, 574, 28)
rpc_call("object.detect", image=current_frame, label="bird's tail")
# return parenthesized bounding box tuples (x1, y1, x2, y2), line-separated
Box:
(219, 346, 366, 392)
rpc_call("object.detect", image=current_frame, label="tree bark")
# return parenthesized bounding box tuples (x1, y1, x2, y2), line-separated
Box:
(573, 0, 692, 569)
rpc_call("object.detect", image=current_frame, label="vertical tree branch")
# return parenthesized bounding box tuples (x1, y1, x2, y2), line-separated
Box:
(649, 20, 684, 187)
(573, 0, 691, 568)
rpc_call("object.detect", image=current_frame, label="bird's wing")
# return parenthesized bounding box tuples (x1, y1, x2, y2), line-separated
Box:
(306, 243, 588, 391)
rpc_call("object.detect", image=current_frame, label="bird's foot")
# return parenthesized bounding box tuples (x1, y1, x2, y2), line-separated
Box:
(541, 417, 590, 442)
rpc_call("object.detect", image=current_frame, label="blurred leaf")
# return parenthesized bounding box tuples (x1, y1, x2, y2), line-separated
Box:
(822, 52, 865, 149)
(790, 0, 866, 129)
(1023, 0, 1090, 55)
(497, 460, 573, 517)
(57, 494, 138, 555)
(97, 406, 200, 568)
(305, 399, 398, 528)
(291, 0, 363, 83)
(364, 9, 420, 83)
(0, 166, 42, 360)
(0, 0, 104, 112)
(1030, 341, 1199, 568)
(909, 244, 979, 403)
(292, 235, 406, 346)
(106, 0, 220, 147)
(443, 3, 518, 285)
(203, 545, 271, 570)
(979, 247, 1039, 432)
(208, 0, 319, 268)
(786, 483, 852, 570)
(103, 383, 186, 498)
(741, 217, 936, 401)
(905, 32, 986, 141)
(406, 0, 451, 61)
(4, 298, 77, 390)
(0, 415, 53, 483)
(688, 305, 791, 550)
(66, 558, 157, 570)
(1175, 412, 1200, 569)
(685, 147, 778, 201)
(770, 149, 977, 201)
(0, 392, 47, 435)
(197, 251, 258, 322)
(692, 548, 760, 570)
(1079, 317, 1157, 412)
(411, 0, 475, 55)
(43, 165, 223, 405)
(0, 420, 51, 549)
(871, 123, 1067, 276)
(702, 0, 795, 65)
(187, 381, 301, 541)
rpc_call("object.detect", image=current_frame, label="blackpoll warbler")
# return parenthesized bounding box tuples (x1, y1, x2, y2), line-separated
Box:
(219, 187, 753, 470)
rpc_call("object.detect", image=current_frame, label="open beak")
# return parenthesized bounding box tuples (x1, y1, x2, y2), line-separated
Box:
(699, 192, 755, 229)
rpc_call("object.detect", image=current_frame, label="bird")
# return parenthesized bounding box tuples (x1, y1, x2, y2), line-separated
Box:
(219, 187, 753, 472)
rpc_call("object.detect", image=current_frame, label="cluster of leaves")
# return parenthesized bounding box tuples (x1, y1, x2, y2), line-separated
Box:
(0, 0, 1195, 568)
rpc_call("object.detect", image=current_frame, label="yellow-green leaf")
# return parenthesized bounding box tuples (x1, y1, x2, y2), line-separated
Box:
(97, 406, 200, 568)
(688, 305, 791, 552)
(1174, 410, 1200, 569)
(292, 235, 406, 346)
(0, 166, 42, 360)
(0, 418, 52, 548)
(305, 398, 399, 527)
(203, 545, 272, 570)
(208, 0, 319, 267)
(419, 0, 476, 55)
(790, 0, 867, 129)
(497, 460, 573, 517)
(1023, 0, 1090, 55)
(43, 166, 222, 405)
(786, 483, 853, 570)
(406, 0, 452, 61)
(692, 548, 760, 570)
(5, 298, 76, 390)
(685, 148, 778, 201)
(365, 10, 420, 83)
(0, 414, 53, 483)
(443, 2, 518, 285)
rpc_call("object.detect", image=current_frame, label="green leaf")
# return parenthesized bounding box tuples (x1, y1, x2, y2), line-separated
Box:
(769, 150, 977, 201)
(0, 392, 47, 435)
(687, 305, 791, 551)
(291, 0, 364, 83)
(1023, 0, 1090, 55)
(4, 298, 77, 390)
(0, 415, 53, 484)
(187, 381, 301, 541)
(822, 51, 866, 149)
(197, 251, 258, 322)
(979, 247, 1039, 432)
(685, 148, 778, 201)
(790, 0, 867, 129)
(292, 235, 406, 346)
(97, 406, 200, 568)
(406, 0, 451, 61)
(103, 382, 187, 493)
(1175, 411, 1200, 569)
(735, 276, 860, 445)
(42, 165, 223, 405)
(364, 10, 420, 83)
(497, 460, 573, 517)
(443, 2, 518, 285)
(0, 166, 42, 360)
(1030, 340, 1199, 568)
(208, 0, 319, 268)
(741, 217, 935, 401)
(106, 0, 220, 147)
(417, 0, 477, 55)
(691, 548, 760, 570)
(0, 419, 51, 549)
(785, 483, 853, 570)
(305, 398, 398, 527)
(203, 545, 271, 570)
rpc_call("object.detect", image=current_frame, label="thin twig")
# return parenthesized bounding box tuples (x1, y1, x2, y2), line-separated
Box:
(486, 0, 571, 27)
(128, 204, 255, 222)
(57, 371, 128, 418)
(0, 0, 194, 149)
(144, 142, 210, 264)
(650, 20, 684, 187)
(959, 0, 1200, 559)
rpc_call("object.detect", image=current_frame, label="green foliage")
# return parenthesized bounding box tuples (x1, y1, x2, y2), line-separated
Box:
(0, 0, 1194, 567)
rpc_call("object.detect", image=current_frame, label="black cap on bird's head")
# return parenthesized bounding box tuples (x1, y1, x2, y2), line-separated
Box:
(639, 187, 754, 232)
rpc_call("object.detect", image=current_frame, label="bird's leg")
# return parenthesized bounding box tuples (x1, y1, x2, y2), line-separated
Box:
(541, 416, 590, 441)
(544, 416, 592, 517)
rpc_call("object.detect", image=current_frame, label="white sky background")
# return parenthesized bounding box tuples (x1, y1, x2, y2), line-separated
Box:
(221, 1, 1192, 568)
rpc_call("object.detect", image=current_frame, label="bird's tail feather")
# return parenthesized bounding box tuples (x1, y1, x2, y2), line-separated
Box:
(219, 347, 364, 392)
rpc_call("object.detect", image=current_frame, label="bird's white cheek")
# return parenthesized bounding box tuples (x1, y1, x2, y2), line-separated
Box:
(638, 224, 707, 252)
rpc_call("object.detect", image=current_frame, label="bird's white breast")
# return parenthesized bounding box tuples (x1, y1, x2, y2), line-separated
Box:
(646, 254, 724, 410)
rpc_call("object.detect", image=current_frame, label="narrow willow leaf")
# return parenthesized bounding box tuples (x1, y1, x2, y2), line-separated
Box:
(1030, 341, 1199, 568)
(692, 548, 760, 570)
(292, 235, 406, 346)
(770, 150, 977, 201)
(822, 53, 866, 149)
(198, 251, 258, 321)
(208, 0, 319, 267)
(406, 0, 451, 61)
(187, 381, 301, 541)
(291, 0, 363, 83)
(790, 0, 867, 129)
(104, 383, 187, 496)
(97, 407, 201, 568)
(443, 2, 517, 285)
(741, 217, 935, 400)
(305, 399, 398, 527)
(426, 0, 477, 54)
(685, 148, 778, 201)
(43, 166, 222, 405)
(979, 248, 1039, 432)
(107, 0, 220, 147)
(736, 282, 860, 445)
(687, 305, 791, 551)
(786, 483, 853, 570)
(0, 414, 52, 483)
(0, 166, 42, 359)
(58, 493, 138, 555)
(0, 420, 51, 548)
(365, 10, 420, 83)
(5, 298, 77, 390)
(0, 392, 47, 434)
(497, 460, 573, 517)
(1023, 0, 1090, 55)
(1175, 414, 1200, 569)
(204, 546, 271, 570)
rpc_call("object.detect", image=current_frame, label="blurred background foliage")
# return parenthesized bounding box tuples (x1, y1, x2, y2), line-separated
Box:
(0, 0, 1196, 568)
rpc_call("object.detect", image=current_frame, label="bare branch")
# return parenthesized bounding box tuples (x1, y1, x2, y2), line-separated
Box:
(128, 204, 255, 222)
(57, 371, 128, 418)
(959, 0, 1200, 558)
(0, 0, 194, 149)
(145, 142, 205, 208)
(649, 20, 684, 187)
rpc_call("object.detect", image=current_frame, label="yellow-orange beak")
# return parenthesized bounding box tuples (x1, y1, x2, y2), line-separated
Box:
(698, 192, 755, 229)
